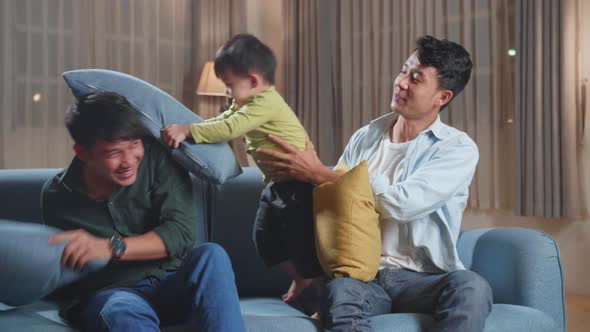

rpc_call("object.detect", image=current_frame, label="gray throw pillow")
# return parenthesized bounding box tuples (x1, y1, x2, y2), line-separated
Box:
(62, 69, 242, 184)
(0, 219, 107, 306)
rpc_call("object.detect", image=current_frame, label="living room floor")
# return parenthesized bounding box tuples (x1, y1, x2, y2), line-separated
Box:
(567, 293, 590, 332)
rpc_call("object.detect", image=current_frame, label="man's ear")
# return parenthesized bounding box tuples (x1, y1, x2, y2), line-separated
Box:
(73, 144, 89, 162)
(438, 90, 453, 107)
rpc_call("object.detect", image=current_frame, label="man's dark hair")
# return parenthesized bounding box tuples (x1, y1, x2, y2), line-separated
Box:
(65, 92, 147, 149)
(214, 34, 276, 84)
(415, 35, 473, 110)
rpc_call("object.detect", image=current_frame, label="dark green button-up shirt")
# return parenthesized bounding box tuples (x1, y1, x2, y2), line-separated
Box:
(42, 137, 196, 301)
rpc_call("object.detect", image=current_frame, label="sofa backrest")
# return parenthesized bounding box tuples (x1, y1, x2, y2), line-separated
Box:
(0, 169, 60, 223)
(0, 167, 288, 297)
(0, 169, 210, 247)
(208, 167, 290, 297)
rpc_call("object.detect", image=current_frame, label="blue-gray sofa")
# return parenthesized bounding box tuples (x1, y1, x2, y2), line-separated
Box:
(0, 167, 566, 331)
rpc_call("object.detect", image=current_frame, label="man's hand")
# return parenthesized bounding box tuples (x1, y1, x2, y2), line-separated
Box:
(49, 229, 112, 270)
(256, 135, 338, 184)
(161, 124, 191, 149)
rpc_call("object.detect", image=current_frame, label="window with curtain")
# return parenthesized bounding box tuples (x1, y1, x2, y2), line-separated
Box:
(0, 0, 196, 169)
(2, 0, 583, 218)
(283, 0, 583, 218)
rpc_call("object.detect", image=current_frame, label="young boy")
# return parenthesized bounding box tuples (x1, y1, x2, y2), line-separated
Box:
(162, 34, 323, 304)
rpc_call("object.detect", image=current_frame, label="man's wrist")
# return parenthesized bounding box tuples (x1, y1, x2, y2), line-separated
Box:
(103, 239, 113, 260)
(312, 167, 341, 185)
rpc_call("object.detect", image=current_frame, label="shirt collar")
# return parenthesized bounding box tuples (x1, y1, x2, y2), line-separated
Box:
(58, 156, 86, 194)
(369, 112, 449, 141)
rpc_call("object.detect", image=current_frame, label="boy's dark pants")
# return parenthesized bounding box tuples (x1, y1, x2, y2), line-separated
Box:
(253, 180, 323, 278)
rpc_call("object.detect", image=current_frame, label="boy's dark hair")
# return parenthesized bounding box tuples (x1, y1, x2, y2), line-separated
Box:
(415, 35, 473, 110)
(65, 92, 147, 149)
(214, 34, 276, 84)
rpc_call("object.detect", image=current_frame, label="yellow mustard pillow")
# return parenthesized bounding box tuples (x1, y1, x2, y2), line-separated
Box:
(313, 160, 381, 282)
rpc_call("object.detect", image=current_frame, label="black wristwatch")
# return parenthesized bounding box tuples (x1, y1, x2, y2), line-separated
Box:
(108, 234, 127, 260)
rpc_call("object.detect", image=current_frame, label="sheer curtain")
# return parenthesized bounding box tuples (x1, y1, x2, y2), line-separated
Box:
(283, 0, 338, 164)
(191, 0, 252, 166)
(0, 0, 198, 169)
(514, 0, 583, 218)
(573, 0, 590, 217)
(192, 0, 246, 119)
(1, 0, 83, 168)
(561, 0, 587, 218)
(283, 0, 582, 217)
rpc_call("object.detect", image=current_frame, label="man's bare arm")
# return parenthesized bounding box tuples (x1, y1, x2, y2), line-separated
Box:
(49, 230, 168, 269)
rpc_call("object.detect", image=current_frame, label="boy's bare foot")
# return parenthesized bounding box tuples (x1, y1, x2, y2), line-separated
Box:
(310, 312, 320, 320)
(281, 277, 314, 303)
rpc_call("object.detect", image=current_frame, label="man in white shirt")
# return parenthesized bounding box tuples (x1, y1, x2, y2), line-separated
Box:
(256, 35, 492, 332)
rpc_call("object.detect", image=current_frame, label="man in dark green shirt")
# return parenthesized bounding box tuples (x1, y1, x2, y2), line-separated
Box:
(42, 92, 245, 332)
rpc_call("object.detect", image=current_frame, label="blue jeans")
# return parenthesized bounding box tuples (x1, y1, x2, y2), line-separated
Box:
(73, 243, 246, 332)
(322, 268, 493, 332)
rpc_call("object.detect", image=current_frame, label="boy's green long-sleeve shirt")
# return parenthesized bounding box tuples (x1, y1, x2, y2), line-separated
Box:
(189, 86, 307, 177)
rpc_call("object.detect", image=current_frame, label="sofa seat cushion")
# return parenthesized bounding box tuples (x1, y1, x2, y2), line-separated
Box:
(0, 300, 559, 332)
(239, 300, 559, 331)
(240, 298, 321, 331)
(0, 301, 73, 332)
(370, 303, 558, 332)
(484, 304, 559, 331)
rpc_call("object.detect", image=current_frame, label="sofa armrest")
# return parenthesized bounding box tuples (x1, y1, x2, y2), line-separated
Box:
(458, 227, 565, 332)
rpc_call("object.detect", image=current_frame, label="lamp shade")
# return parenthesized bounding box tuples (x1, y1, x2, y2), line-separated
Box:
(196, 61, 226, 96)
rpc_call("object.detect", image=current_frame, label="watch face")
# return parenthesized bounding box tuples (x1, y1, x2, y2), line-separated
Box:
(110, 236, 126, 258)
(113, 241, 125, 254)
